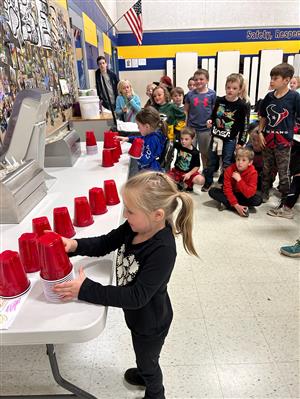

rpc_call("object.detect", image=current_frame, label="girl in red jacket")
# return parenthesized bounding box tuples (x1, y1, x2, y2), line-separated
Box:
(208, 148, 262, 217)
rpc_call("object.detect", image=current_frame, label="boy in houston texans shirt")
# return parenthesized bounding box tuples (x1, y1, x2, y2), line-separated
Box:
(257, 63, 300, 205)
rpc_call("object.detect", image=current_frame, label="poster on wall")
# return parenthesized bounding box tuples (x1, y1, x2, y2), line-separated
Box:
(0, 0, 77, 139)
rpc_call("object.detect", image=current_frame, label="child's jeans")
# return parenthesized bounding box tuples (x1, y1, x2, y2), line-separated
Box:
(209, 187, 262, 208)
(204, 138, 236, 186)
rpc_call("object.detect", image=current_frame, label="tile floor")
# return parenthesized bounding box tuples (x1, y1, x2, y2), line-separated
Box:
(1, 188, 299, 398)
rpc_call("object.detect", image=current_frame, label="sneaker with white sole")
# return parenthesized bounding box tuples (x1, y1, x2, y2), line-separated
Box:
(280, 240, 300, 258)
(267, 205, 294, 219)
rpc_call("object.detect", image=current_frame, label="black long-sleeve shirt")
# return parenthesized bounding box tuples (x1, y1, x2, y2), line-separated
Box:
(211, 96, 248, 144)
(73, 221, 177, 336)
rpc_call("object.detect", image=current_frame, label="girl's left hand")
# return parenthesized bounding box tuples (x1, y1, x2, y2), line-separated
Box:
(53, 267, 86, 301)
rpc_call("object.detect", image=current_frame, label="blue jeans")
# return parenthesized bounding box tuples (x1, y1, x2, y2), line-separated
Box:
(204, 138, 236, 186)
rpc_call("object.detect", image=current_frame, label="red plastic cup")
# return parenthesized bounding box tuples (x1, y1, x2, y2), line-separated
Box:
(103, 131, 116, 149)
(18, 233, 40, 273)
(112, 147, 119, 163)
(0, 250, 30, 298)
(115, 139, 122, 157)
(85, 130, 97, 146)
(38, 232, 73, 281)
(128, 138, 144, 159)
(89, 187, 108, 215)
(104, 180, 120, 205)
(73, 196, 94, 227)
(102, 148, 114, 167)
(32, 216, 51, 237)
(86, 131, 98, 155)
(53, 207, 76, 238)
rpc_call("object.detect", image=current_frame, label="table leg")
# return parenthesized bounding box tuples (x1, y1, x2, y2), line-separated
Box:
(0, 344, 97, 399)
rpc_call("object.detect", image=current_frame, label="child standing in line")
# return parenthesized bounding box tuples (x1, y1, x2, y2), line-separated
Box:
(171, 87, 185, 110)
(257, 63, 300, 204)
(290, 76, 300, 93)
(202, 73, 248, 191)
(115, 80, 141, 122)
(183, 77, 195, 104)
(168, 127, 205, 192)
(239, 75, 251, 125)
(152, 85, 186, 143)
(53, 171, 198, 399)
(144, 83, 157, 108)
(117, 107, 167, 172)
(184, 69, 216, 169)
(208, 148, 262, 216)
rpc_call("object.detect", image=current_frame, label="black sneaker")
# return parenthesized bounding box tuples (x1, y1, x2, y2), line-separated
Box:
(124, 368, 145, 387)
(201, 183, 211, 192)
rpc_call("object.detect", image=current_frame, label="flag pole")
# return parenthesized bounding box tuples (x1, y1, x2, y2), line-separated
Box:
(105, 14, 125, 34)
(106, 1, 135, 35)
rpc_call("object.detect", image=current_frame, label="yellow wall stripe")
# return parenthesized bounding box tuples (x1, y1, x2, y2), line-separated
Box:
(118, 40, 300, 59)
(83, 12, 97, 47)
(103, 33, 112, 56)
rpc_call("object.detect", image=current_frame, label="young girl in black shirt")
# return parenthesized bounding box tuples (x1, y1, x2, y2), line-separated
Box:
(54, 171, 198, 399)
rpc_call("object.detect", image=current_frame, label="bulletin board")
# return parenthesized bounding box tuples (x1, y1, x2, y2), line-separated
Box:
(0, 0, 77, 140)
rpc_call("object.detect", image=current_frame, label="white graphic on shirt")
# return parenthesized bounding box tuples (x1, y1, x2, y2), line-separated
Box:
(116, 244, 139, 286)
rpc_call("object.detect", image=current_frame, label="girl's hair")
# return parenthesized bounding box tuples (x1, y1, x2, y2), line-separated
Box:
(238, 74, 250, 102)
(136, 106, 168, 136)
(122, 171, 198, 256)
(180, 126, 196, 139)
(152, 85, 171, 103)
(226, 73, 244, 90)
(117, 80, 134, 95)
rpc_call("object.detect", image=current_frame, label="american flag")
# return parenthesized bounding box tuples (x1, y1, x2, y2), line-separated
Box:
(124, 0, 143, 46)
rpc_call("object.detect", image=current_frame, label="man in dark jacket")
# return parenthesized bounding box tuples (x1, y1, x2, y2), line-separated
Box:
(95, 56, 119, 111)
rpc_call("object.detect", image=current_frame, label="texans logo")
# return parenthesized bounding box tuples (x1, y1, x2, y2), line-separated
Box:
(266, 104, 289, 127)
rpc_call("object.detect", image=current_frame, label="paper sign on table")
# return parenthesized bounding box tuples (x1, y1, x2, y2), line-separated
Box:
(0, 278, 37, 330)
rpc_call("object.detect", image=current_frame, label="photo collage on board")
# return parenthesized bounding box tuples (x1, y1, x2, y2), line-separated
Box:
(0, 0, 77, 140)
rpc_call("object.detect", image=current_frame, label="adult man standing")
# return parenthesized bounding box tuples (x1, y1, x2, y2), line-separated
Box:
(95, 56, 119, 111)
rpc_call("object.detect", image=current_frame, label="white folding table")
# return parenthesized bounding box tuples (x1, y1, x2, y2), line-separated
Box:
(0, 143, 130, 398)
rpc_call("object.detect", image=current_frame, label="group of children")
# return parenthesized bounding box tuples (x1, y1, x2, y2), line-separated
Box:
(115, 63, 299, 226)
(52, 62, 300, 399)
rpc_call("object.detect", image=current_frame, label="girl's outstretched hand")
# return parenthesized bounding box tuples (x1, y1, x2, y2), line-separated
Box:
(53, 267, 86, 301)
(61, 236, 78, 253)
(116, 136, 129, 142)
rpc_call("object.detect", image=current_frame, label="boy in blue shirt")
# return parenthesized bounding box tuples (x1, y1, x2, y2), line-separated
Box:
(184, 69, 216, 168)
